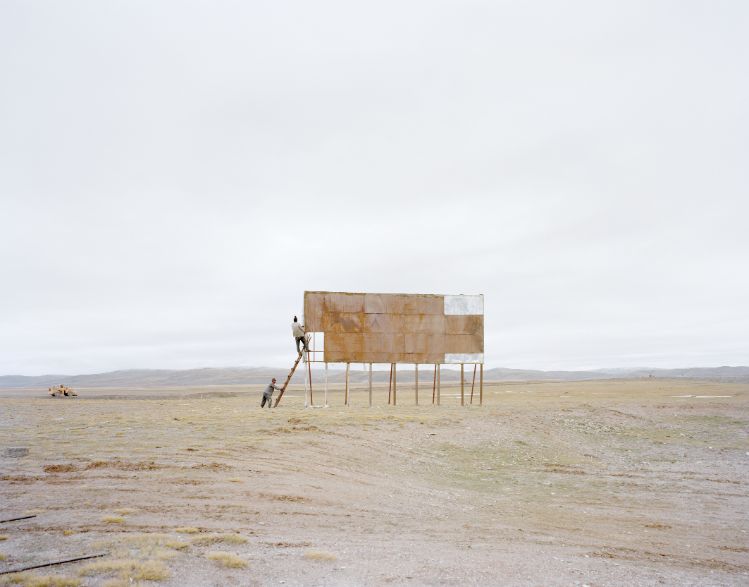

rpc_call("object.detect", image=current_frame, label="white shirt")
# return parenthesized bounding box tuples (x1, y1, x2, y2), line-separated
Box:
(292, 322, 305, 338)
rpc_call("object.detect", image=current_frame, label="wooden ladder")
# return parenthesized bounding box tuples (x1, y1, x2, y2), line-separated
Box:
(273, 349, 305, 407)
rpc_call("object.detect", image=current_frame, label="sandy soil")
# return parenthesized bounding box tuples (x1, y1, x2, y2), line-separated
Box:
(1, 379, 748, 586)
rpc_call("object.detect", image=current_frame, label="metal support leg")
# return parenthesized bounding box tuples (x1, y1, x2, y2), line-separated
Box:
(437, 364, 441, 406)
(304, 350, 309, 408)
(415, 364, 419, 405)
(432, 364, 437, 404)
(393, 363, 397, 406)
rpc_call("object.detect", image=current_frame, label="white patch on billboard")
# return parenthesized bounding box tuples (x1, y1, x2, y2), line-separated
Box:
(444, 295, 484, 315)
(445, 353, 484, 364)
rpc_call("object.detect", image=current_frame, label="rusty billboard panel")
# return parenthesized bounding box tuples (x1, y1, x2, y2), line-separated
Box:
(304, 291, 483, 364)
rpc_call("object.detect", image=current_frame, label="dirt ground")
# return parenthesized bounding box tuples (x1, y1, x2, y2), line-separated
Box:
(1, 379, 748, 586)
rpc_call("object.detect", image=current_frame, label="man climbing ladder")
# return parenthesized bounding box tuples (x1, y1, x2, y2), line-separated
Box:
(292, 316, 308, 354)
(272, 315, 312, 408)
(273, 332, 309, 408)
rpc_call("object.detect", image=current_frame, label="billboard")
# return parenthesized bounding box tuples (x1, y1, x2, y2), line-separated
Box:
(304, 291, 484, 364)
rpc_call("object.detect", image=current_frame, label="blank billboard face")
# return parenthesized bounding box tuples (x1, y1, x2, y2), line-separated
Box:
(304, 291, 483, 364)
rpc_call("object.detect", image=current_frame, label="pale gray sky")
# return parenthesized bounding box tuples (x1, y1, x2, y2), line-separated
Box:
(1, 1, 747, 375)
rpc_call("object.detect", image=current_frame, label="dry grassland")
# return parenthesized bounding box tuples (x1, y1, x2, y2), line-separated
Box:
(206, 551, 248, 569)
(1, 379, 748, 586)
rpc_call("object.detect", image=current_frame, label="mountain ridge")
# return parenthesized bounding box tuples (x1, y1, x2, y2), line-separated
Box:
(1, 365, 747, 388)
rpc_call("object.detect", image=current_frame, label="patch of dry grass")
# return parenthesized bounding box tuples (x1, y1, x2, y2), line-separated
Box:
(174, 527, 200, 534)
(0, 535, 7, 541)
(94, 533, 190, 559)
(0, 553, 6, 561)
(129, 560, 170, 581)
(113, 508, 136, 515)
(93, 533, 190, 562)
(191, 533, 247, 546)
(43, 464, 78, 473)
(78, 559, 169, 581)
(190, 462, 232, 471)
(85, 460, 161, 471)
(644, 522, 672, 530)
(152, 549, 179, 561)
(303, 550, 337, 561)
(259, 493, 306, 502)
(101, 516, 125, 524)
(62, 530, 75, 537)
(0, 573, 81, 587)
(163, 539, 190, 551)
(206, 551, 248, 568)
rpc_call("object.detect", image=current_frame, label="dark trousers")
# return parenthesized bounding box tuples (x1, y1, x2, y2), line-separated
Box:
(261, 395, 272, 408)
(295, 336, 308, 353)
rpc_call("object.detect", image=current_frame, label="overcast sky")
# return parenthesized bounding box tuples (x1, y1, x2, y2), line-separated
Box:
(1, 1, 747, 375)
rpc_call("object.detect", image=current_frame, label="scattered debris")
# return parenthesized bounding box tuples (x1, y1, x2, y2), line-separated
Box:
(0, 515, 37, 524)
(0, 553, 106, 575)
(49, 385, 77, 397)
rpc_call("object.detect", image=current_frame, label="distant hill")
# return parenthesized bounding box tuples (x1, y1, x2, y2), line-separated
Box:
(1, 365, 747, 388)
(487, 366, 749, 382)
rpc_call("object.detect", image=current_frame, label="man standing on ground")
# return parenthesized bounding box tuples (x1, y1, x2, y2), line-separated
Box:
(261, 378, 280, 409)
(292, 316, 308, 354)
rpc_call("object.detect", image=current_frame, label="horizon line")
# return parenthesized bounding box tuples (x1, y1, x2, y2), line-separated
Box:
(2, 364, 748, 378)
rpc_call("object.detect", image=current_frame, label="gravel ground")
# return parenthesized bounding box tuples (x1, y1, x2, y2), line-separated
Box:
(1, 379, 748, 586)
